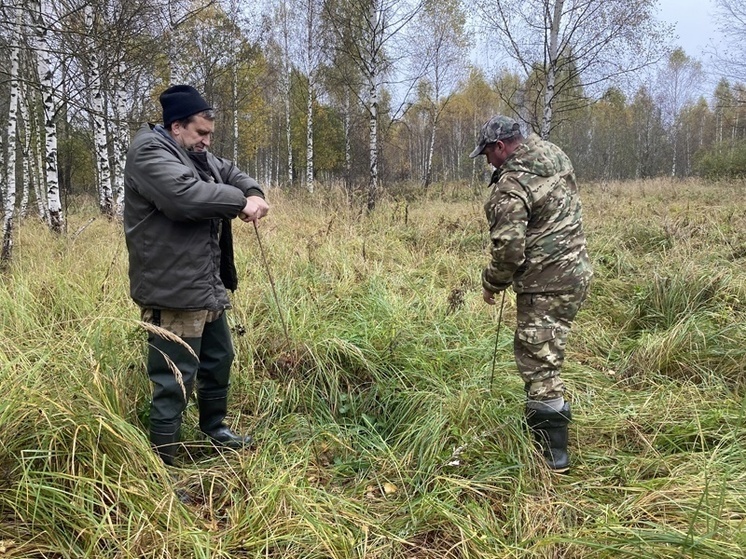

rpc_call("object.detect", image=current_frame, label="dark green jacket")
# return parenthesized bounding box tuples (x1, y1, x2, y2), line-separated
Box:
(124, 124, 264, 311)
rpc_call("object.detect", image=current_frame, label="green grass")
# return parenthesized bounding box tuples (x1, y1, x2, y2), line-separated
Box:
(1, 178, 745, 557)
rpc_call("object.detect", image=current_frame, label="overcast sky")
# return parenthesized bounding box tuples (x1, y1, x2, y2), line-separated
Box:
(657, 0, 720, 59)
(468, 0, 727, 98)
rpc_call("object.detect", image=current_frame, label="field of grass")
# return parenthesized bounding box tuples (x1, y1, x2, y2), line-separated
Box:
(1, 178, 745, 558)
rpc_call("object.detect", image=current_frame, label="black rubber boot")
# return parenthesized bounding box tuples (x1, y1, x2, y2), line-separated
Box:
(150, 423, 181, 466)
(198, 392, 253, 449)
(526, 401, 572, 473)
(145, 330, 199, 467)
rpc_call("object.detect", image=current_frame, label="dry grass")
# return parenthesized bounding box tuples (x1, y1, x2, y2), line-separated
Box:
(0, 178, 744, 557)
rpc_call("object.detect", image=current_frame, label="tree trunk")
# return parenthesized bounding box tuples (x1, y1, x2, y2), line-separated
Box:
(305, 0, 315, 193)
(27, 81, 48, 221)
(85, 7, 113, 218)
(306, 90, 314, 192)
(112, 63, 128, 216)
(2, 6, 22, 266)
(232, 72, 239, 163)
(344, 92, 351, 192)
(281, 2, 293, 187)
(31, 0, 63, 233)
(423, 114, 437, 189)
(367, 82, 378, 212)
(542, 0, 564, 140)
(19, 65, 33, 219)
(285, 71, 293, 186)
(230, 0, 240, 165)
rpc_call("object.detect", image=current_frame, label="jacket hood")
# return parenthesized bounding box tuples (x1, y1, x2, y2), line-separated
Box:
(501, 134, 573, 178)
(152, 123, 181, 148)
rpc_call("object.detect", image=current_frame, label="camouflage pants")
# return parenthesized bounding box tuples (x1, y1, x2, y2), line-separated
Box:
(514, 286, 588, 401)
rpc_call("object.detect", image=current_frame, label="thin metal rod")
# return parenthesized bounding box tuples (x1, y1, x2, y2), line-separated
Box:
(253, 221, 321, 467)
(489, 290, 507, 392)
(253, 221, 291, 345)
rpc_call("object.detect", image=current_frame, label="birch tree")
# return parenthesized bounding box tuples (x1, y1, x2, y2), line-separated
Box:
(472, 0, 669, 139)
(228, 0, 240, 163)
(713, 0, 746, 81)
(416, 0, 468, 189)
(274, 0, 295, 186)
(656, 48, 703, 177)
(84, 5, 114, 217)
(159, 0, 216, 85)
(713, 78, 740, 148)
(111, 61, 128, 215)
(1, 3, 22, 265)
(217, 0, 266, 167)
(627, 87, 658, 178)
(324, 0, 423, 211)
(29, 0, 64, 233)
(302, 0, 324, 192)
(323, 40, 360, 191)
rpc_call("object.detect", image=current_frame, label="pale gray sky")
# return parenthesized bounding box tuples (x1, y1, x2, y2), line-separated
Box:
(468, 0, 726, 95)
(657, 0, 720, 60)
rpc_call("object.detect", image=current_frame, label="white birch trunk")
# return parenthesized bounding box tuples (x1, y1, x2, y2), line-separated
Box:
(424, 115, 437, 189)
(306, 88, 314, 192)
(366, 1, 381, 212)
(232, 72, 239, 163)
(167, 0, 185, 85)
(542, 0, 564, 140)
(230, 0, 240, 164)
(344, 92, 351, 191)
(284, 63, 293, 186)
(368, 78, 379, 212)
(27, 81, 48, 221)
(472, 111, 479, 183)
(2, 5, 22, 264)
(671, 119, 678, 177)
(85, 6, 113, 217)
(168, 39, 183, 84)
(730, 112, 739, 140)
(279, 0, 293, 186)
(305, 0, 315, 192)
(112, 62, 128, 216)
(31, 0, 63, 233)
(19, 71, 32, 218)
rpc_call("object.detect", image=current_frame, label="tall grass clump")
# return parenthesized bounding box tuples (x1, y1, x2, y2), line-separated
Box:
(0, 179, 745, 557)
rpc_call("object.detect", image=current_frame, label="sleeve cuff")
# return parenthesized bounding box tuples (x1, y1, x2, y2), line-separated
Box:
(482, 270, 511, 293)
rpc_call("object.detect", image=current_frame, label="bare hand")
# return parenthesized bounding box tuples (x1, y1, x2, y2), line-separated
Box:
(240, 196, 270, 223)
(483, 287, 497, 305)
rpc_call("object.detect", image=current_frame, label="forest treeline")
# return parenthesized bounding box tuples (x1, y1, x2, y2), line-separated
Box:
(1, 0, 745, 259)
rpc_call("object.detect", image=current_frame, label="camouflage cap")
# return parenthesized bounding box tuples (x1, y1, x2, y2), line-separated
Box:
(469, 115, 521, 158)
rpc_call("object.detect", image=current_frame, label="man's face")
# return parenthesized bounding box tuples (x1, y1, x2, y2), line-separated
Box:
(483, 141, 508, 169)
(171, 114, 214, 152)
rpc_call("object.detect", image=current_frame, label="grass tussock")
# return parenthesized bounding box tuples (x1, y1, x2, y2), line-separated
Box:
(0, 178, 745, 557)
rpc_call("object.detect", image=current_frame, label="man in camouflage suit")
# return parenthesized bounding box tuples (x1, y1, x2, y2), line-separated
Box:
(470, 115, 592, 473)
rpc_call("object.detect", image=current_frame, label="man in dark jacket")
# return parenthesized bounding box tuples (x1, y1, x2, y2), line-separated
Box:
(124, 84, 269, 466)
(470, 115, 592, 473)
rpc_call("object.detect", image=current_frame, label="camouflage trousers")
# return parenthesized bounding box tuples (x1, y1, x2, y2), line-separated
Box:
(514, 286, 588, 401)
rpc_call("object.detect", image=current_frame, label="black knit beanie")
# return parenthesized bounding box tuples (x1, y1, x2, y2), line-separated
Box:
(159, 85, 212, 127)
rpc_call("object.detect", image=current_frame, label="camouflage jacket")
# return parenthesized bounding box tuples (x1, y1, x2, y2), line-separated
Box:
(482, 133, 592, 294)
